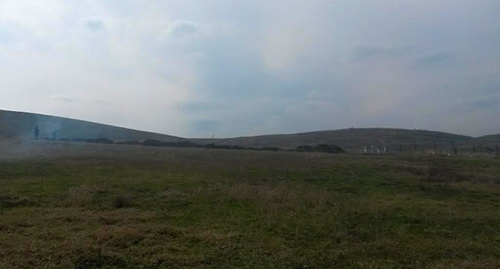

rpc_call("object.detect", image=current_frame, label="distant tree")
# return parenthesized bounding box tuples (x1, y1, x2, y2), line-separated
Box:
(296, 145, 313, 152)
(296, 144, 344, 153)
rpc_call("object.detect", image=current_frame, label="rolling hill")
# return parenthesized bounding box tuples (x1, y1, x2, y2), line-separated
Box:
(476, 134, 500, 145)
(1, 109, 498, 152)
(0, 110, 185, 142)
(194, 128, 500, 152)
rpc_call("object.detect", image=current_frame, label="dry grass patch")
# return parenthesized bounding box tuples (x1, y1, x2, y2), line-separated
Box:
(1, 152, 500, 267)
(92, 225, 146, 248)
(64, 185, 101, 207)
(0, 208, 157, 267)
(186, 229, 238, 243)
(160, 189, 186, 201)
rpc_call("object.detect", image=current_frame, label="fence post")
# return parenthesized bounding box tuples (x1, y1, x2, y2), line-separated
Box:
(473, 143, 476, 154)
(452, 141, 455, 155)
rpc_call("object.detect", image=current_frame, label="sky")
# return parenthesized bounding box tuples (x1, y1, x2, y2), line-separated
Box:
(1, 0, 499, 138)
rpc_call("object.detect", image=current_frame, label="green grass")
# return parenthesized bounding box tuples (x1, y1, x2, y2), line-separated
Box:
(1, 149, 500, 268)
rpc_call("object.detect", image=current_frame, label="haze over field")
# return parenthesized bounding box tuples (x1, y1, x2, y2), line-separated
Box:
(2, 2, 500, 267)
(0, 109, 185, 142)
(1, 1, 499, 137)
(1, 110, 499, 153)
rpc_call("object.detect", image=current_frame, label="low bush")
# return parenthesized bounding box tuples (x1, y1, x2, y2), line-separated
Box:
(112, 194, 132, 208)
(296, 144, 344, 153)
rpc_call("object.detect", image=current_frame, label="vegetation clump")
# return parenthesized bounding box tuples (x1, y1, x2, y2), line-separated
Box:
(142, 139, 197, 147)
(74, 252, 126, 269)
(296, 144, 345, 153)
(112, 194, 132, 208)
(115, 140, 141, 145)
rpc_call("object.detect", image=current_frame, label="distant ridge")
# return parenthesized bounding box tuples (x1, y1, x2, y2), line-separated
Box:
(0, 110, 185, 142)
(194, 128, 500, 152)
(476, 134, 500, 144)
(1, 109, 498, 152)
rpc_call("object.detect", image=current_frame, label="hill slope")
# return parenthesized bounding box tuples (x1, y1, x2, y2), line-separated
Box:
(2, 109, 497, 152)
(476, 134, 500, 145)
(0, 110, 185, 142)
(194, 128, 476, 151)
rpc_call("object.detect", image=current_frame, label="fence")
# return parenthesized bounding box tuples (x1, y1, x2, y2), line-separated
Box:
(359, 142, 500, 157)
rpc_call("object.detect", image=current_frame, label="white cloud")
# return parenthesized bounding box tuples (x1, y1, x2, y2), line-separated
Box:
(168, 20, 200, 37)
(260, 0, 326, 71)
(0, 0, 65, 38)
(159, 20, 203, 41)
(0, 0, 499, 137)
(51, 95, 75, 102)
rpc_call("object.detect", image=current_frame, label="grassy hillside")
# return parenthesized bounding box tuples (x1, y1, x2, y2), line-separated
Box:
(0, 142, 499, 268)
(476, 134, 500, 146)
(1, 110, 498, 152)
(194, 128, 475, 152)
(0, 110, 185, 142)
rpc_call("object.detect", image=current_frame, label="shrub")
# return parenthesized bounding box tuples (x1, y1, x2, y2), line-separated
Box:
(74, 252, 126, 269)
(115, 140, 141, 145)
(112, 194, 132, 208)
(259, 147, 282, 151)
(296, 144, 345, 153)
(142, 139, 199, 147)
(316, 144, 344, 153)
(85, 138, 114, 144)
(296, 145, 313, 152)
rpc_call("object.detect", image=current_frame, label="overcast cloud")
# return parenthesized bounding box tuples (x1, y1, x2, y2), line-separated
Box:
(1, 0, 499, 137)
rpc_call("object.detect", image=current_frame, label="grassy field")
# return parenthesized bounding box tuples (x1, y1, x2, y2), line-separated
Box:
(1, 145, 500, 268)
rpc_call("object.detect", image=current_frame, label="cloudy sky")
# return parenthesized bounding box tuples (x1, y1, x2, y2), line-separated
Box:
(1, 0, 499, 138)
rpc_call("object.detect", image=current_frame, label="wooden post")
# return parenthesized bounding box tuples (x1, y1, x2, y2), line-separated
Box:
(452, 141, 455, 155)
(473, 143, 476, 154)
